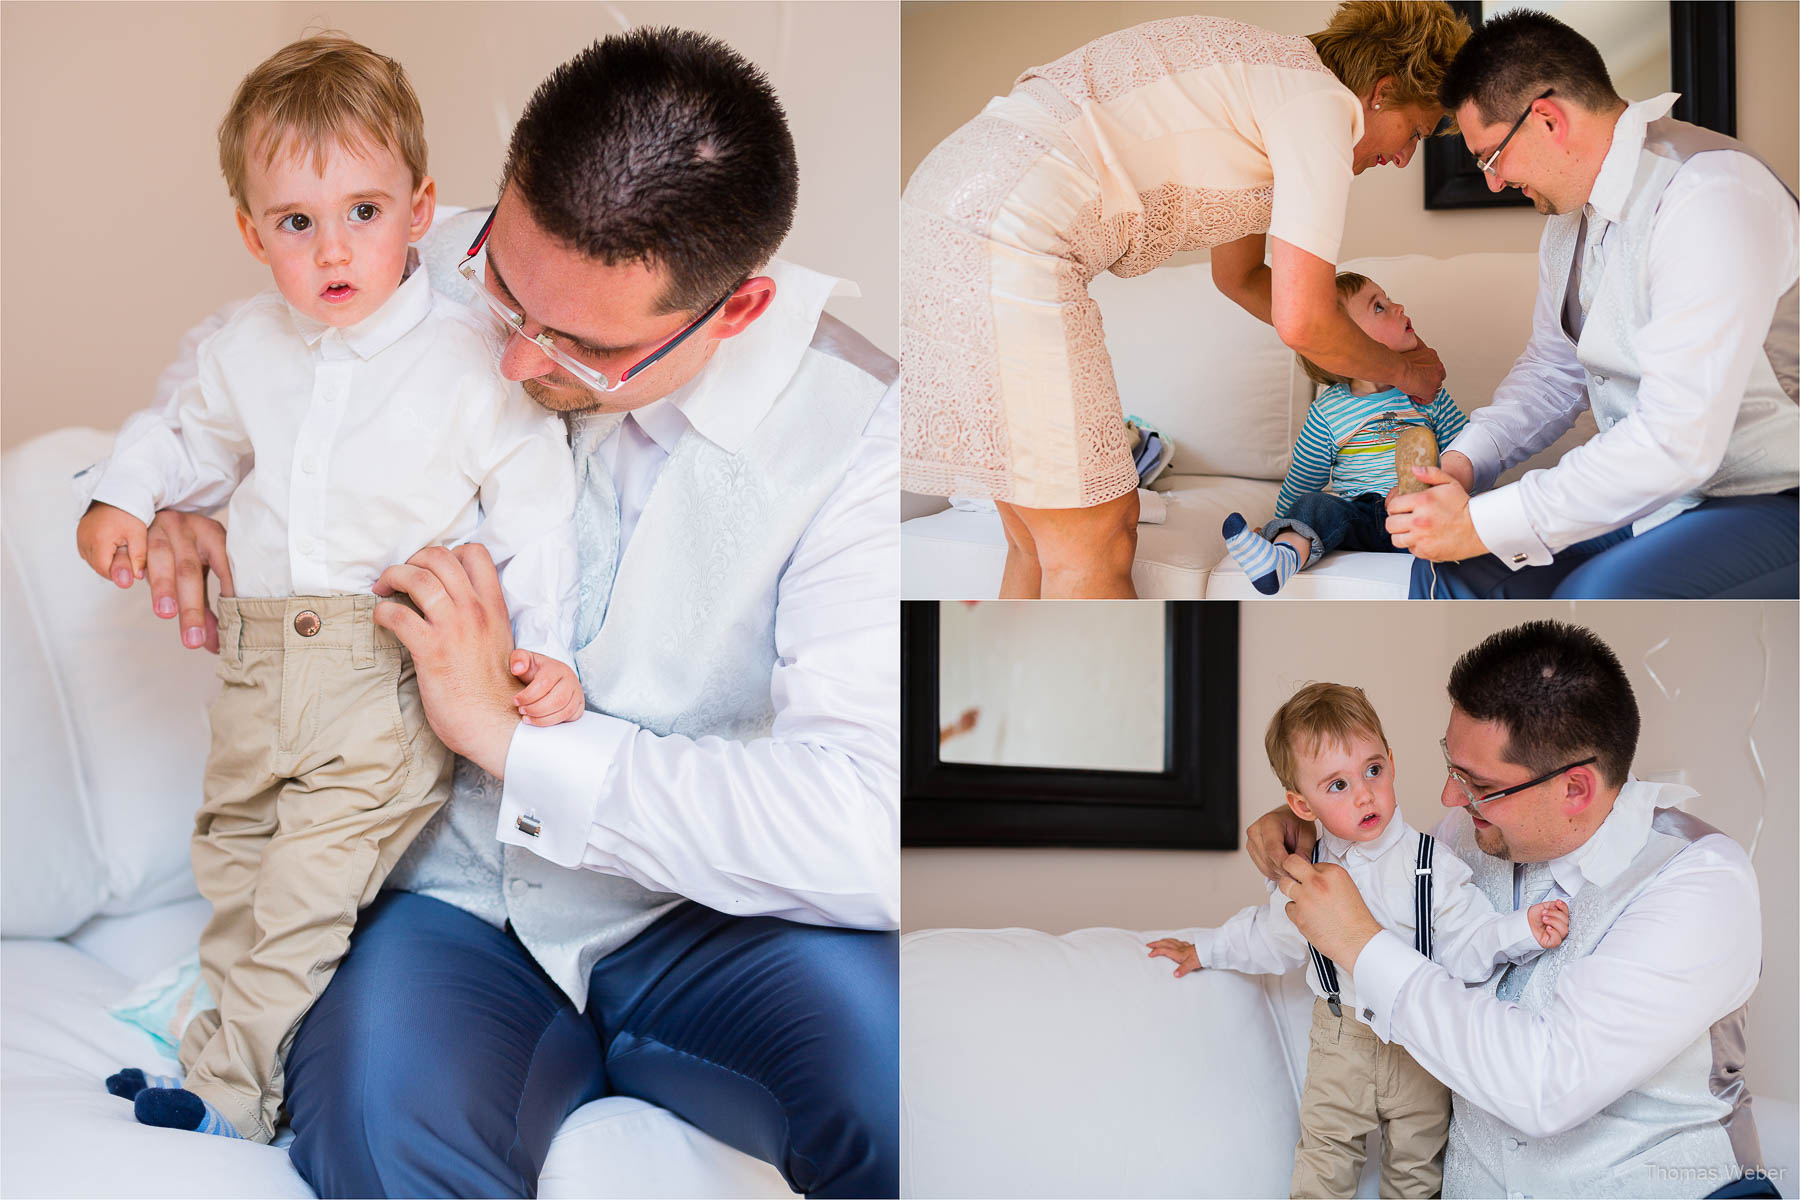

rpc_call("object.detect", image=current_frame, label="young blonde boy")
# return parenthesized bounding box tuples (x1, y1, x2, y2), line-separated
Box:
(1221, 272, 1470, 594)
(74, 35, 585, 1141)
(1148, 683, 1570, 1198)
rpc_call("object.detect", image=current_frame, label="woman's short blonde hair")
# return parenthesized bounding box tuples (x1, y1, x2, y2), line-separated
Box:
(1309, 0, 1471, 115)
(218, 33, 427, 213)
(1265, 681, 1390, 794)
(1296, 272, 1374, 390)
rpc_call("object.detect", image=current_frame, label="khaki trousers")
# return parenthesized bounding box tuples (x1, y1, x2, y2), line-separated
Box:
(176, 595, 452, 1142)
(1290, 997, 1451, 1199)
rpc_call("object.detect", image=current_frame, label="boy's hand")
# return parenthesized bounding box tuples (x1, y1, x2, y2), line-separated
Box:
(509, 650, 585, 726)
(77, 502, 148, 588)
(1146, 938, 1202, 978)
(1528, 898, 1570, 949)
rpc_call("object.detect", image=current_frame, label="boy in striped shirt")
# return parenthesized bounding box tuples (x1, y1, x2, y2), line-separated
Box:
(1224, 273, 1468, 594)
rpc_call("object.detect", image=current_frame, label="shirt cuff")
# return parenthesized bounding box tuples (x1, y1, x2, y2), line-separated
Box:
(1188, 928, 1219, 968)
(1445, 425, 1506, 494)
(84, 470, 160, 528)
(1352, 929, 1431, 1043)
(1467, 484, 1553, 570)
(495, 710, 634, 868)
(1500, 907, 1541, 959)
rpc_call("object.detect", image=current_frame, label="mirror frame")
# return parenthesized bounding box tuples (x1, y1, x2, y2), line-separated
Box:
(902, 602, 1239, 850)
(1424, 0, 1736, 210)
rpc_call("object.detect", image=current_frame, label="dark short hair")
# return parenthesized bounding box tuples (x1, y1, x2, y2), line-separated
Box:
(1438, 8, 1623, 126)
(501, 27, 798, 315)
(1447, 620, 1638, 788)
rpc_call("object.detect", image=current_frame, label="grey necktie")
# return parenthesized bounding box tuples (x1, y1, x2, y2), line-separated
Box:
(567, 413, 625, 656)
(1496, 860, 1558, 1002)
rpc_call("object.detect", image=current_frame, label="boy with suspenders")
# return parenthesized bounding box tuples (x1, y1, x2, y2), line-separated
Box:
(1148, 683, 1570, 1198)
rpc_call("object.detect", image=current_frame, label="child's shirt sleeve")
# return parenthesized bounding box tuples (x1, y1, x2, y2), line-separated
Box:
(1425, 843, 1545, 983)
(458, 376, 580, 666)
(1273, 398, 1338, 518)
(80, 335, 250, 525)
(1423, 386, 1469, 450)
(1189, 882, 1313, 977)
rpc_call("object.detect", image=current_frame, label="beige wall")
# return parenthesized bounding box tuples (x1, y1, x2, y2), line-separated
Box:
(0, 1, 897, 449)
(902, 0, 1800, 265)
(901, 600, 1799, 1101)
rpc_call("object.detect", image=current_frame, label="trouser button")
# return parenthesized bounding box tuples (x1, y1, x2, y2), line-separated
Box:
(294, 610, 321, 637)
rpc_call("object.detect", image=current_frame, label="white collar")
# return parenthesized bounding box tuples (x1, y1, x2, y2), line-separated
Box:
(1544, 775, 1696, 895)
(287, 249, 432, 359)
(670, 257, 856, 454)
(1318, 810, 1412, 864)
(1587, 92, 1681, 224)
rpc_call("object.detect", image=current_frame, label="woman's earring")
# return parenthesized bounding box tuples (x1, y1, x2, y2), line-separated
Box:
(1374, 103, 1381, 110)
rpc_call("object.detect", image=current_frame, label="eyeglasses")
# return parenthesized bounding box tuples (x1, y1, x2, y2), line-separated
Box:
(1473, 88, 1555, 176)
(1440, 736, 1596, 816)
(457, 206, 733, 394)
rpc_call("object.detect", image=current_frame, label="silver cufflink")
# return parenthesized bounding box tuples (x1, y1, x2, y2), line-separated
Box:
(515, 814, 542, 837)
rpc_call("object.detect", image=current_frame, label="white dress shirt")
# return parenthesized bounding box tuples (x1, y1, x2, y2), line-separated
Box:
(1448, 93, 1800, 564)
(1191, 815, 1541, 1026)
(1353, 781, 1763, 1139)
(80, 262, 579, 659)
(493, 260, 902, 929)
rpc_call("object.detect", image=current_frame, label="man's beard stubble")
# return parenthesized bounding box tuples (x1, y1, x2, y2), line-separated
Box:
(522, 374, 610, 415)
(1474, 822, 1512, 860)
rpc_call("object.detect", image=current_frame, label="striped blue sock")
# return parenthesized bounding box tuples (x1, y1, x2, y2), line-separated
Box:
(1222, 513, 1302, 595)
(134, 1087, 246, 1139)
(105, 1067, 182, 1100)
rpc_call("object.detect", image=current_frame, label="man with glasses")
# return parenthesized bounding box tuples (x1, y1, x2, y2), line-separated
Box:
(1244, 620, 1771, 1198)
(1383, 9, 1798, 598)
(99, 27, 898, 1199)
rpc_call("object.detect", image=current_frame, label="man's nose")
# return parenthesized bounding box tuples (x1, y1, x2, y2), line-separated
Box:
(1441, 777, 1471, 808)
(1485, 169, 1507, 194)
(497, 330, 556, 382)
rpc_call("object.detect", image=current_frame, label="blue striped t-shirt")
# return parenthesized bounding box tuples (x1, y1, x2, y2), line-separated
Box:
(1274, 384, 1469, 518)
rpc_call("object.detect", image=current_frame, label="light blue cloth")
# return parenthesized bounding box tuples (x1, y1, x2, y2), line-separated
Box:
(108, 952, 209, 1057)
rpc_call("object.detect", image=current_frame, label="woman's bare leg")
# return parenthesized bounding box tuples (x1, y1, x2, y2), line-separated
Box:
(1010, 489, 1140, 599)
(994, 501, 1043, 599)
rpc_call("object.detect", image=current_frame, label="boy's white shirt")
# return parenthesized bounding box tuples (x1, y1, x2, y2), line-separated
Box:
(77, 258, 579, 661)
(1190, 813, 1542, 1026)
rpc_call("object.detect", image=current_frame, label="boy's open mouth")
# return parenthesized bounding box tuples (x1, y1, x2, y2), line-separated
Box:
(1359, 811, 1381, 828)
(321, 282, 356, 303)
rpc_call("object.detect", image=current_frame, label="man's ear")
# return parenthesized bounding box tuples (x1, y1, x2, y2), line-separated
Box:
(1286, 791, 1316, 823)
(706, 276, 777, 343)
(1560, 763, 1599, 817)
(236, 208, 270, 266)
(1538, 95, 1570, 145)
(408, 175, 437, 243)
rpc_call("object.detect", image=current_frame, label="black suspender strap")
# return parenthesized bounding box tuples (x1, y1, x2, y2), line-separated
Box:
(1415, 833, 1435, 960)
(1305, 842, 1343, 1017)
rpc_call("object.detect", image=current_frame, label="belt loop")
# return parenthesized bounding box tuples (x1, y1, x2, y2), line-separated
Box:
(220, 600, 242, 665)
(353, 595, 375, 669)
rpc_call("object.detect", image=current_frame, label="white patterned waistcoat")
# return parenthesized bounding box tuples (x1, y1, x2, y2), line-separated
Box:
(1542, 117, 1798, 533)
(387, 209, 892, 1009)
(1440, 806, 1761, 1199)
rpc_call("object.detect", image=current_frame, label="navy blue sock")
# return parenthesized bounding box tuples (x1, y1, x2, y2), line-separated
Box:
(105, 1067, 181, 1100)
(133, 1087, 246, 1139)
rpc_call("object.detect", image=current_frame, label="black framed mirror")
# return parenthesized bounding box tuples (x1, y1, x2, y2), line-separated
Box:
(902, 601, 1239, 850)
(1425, 0, 1736, 210)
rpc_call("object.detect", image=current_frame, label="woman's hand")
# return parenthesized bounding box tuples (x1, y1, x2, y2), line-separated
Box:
(1147, 938, 1202, 978)
(1395, 342, 1446, 404)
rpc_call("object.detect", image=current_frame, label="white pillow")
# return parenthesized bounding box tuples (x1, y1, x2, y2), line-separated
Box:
(901, 926, 1303, 1198)
(1093, 263, 1310, 482)
(0, 536, 107, 936)
(1, 428, 217, 923)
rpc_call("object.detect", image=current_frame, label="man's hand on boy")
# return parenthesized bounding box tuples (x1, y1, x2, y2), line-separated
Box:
(1527, 898, 1570, 949)
(1278, 856, 1382, 972)
(1145, 938, 1202, 978)
(510, 651, 585, 726)
(1385, 465, 1487, 562)
(76, 502, 148, 590)
(1246, 806, 1317, 885)
(123, 509, 234, 652)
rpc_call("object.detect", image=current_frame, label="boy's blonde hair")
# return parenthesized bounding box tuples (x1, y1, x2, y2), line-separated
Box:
(219, 34, 427, 212)
(1296, 272, 1374, 390)
(1264, 681, 1389, 793)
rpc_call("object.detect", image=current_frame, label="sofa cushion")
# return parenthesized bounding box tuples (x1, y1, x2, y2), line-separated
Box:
(1091, 266, 1311, 481)
(1, 428, 219, 922)
(1206, 546, 1415, 599)
(900, 926, 1306, 1198)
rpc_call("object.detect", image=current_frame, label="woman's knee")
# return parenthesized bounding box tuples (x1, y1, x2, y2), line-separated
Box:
(1026, 490, 1139, 574)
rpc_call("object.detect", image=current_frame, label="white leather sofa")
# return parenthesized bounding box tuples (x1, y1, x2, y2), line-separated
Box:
(0, 428, 794, 1197)
(899, 924, 1800, 1199)
(900, 251, 1599, 599)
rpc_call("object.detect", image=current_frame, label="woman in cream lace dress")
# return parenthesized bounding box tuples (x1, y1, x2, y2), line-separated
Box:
(901, 1, 1467, 597)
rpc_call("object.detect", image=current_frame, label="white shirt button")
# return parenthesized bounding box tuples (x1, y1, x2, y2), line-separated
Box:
(1505, 1137, 1522, 1151)
(299, 538, 317, 556)
(302, 457, 320, 474)
(508, 878, 528, 897)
